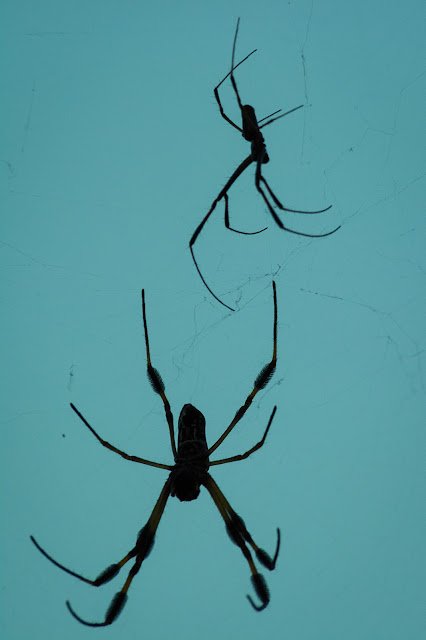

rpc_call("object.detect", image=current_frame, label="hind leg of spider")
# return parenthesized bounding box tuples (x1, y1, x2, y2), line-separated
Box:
(30, 535, 136, 588)
(204, 474, 280, 611)
(224, 193, 267, 235)
(254, 159, 340, 238)
(260, 173, 332, 215)
(188, 155, 254, 312)
(65, 478, 171, 627)
(189, 194, 235, 311)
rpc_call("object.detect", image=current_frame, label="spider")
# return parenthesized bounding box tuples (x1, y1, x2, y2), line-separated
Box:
(190, 18, 340, 311)
(30, 282, 280, 626)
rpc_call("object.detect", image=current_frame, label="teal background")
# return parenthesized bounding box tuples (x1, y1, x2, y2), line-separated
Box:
(1, 1, 425, 639)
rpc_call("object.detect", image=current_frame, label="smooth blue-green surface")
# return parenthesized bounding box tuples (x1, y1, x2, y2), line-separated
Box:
(1, 1, 425, 639)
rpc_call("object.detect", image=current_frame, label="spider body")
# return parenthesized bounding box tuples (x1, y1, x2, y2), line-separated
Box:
(171, 403, 208, 502)
(189, 19, 340, 311)
(241, 104, 270, 164)
(31, 283, 280, 625)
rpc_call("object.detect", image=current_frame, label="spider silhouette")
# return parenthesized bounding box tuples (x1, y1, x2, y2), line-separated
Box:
(190, 18, 340, 310)
(31, 282, 280, 626)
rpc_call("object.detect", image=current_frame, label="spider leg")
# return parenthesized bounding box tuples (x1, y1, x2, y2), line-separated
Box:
(142, 289, 177, 458)
(215, 20, 261, 136)
(258, 103, 304, 129)
(257, 108, 283, 124)
(209, 476, 281, 571)
(214, 15, 258, 133)
(65, 478, 171, 627)
(204, 474, 280, 611)
(69, 403, 173, 470)
(228, 20, 303, 138)
(207, 281, 277, 456)
(229, 18, 246, 115)
(210, 406, 276, 466)
(254, 153, 341, 238)
(224, 193, 267, 235)
(189, 155, 254, 312)
(260, 174, 332, 215)
(214, 47, 257, 133)
(30, 535, 132, 586)
(228, 20, 292, 142)
(189, 196, 234, 311)
(190, 156, 254, 246)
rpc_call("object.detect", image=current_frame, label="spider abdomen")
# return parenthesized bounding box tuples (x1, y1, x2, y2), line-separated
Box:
(171, 465, 207, 502)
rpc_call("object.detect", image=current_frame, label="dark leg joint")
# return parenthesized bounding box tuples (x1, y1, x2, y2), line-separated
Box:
(147, 365, 165, 394)
(106, 592, 128, 625)
(94, 563, 120, 586)
(255, 361, 276, 390)
(226, 512, 247, 547)
(136, 524, 155, 560)
(66, 591, 127, 627)
(247, 573, 270, 611)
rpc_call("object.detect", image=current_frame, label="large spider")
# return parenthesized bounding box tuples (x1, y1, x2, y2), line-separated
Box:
(31, 282, 280, 626)
(190, 19, 340, 310)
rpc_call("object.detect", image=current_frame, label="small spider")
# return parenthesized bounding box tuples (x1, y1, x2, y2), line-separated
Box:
(190, 19, 340, 310)
(31, 282, 280, 626)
